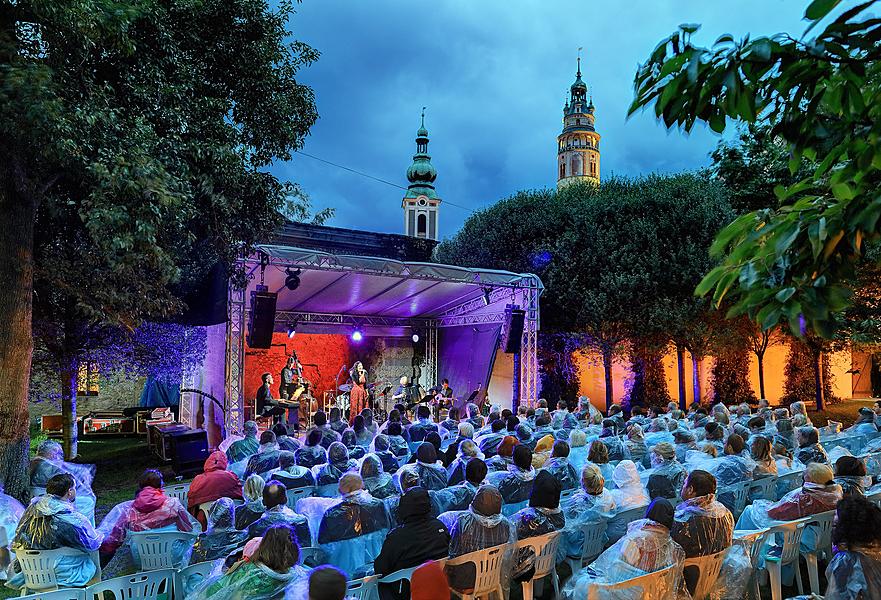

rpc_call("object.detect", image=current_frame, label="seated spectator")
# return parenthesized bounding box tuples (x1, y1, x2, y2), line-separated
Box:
(567, 429, 589, 474)
(491, 444, 536, 505)
(192, 524, 308, 600)
(407, 405, 440, 444)
(647, 473, 677, 500)
(268, 450, 316, 490)
(850, 407, 879, 435)
(562, 499, 683, 600)
(795, 426, 829, 465)
(673, 429, 698, 463)
(447, 439, 486, 485)
(432, 458, 487, 515)
(703, 422, 726, 455)
(540, 440, 579, 491)
(645, 442, 688, 494)
(774, 417, 796, 451)
(714, 434, 755, 512)
(314, 442, 357, 488)
(235, 474, 265, 531)
(608, 404, 626, 430)
(609, 460, 649, 510)
(225, 421, 260, 463)
(187, 451, 242, 526)
(624, 424, 649, 467)
(310, 411, 342, 449)
(295, 430, 328, 469)
(99, 470, 197, 572)
(483, 436, 516, 475)
(823, 495, 881, 599)
(341, 428, 367, 461)
(531, 434, 555, 469)
(9, 473, 101, 589)
(352, 415, 373, 446)
(374, 487, 450, 600)
(245, 431, 282, 478)
(465, 403, 484, 430)
(446, 485, 515, 592)
(29, 440, 96, 524)
(515, 422, 534, 449)
(751, 436, 778, 480)
(598, 422, 630, 463)
(271, 423, 300, 453)
(369, 434, 400, 474)
(476, 419, 507, 458)
(326, 407, 346, 436)
(317, 473, 390, 576)
(191, 498, 249, 562)
(386, 471, 421, 528)
(442, 421, 473, 466)
(386, 422, 410, 458)
(671, 470, 734, 559)
(308, 565, 348, 600)
(362, 409, 379, 436)
(400, 442, 448, 491)
(790, 401, 813, 427)
(440, 407, 461, 435)
(247, 480, 311, 548)
(562, 464, 616, 558)
(361, 453, 397, 500)
(512, 470, 565, 582)
(835, 455, 869, 497)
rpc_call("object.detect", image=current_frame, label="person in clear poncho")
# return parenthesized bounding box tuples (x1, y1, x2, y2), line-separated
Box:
(98, 469, 198, 574)
(351, 415, 373, 447)
(672, 429, 698, 464)
(317, 473, 390, 577)
(795, 426, 829, 465)
(360, 453, 397, 500)
(600, 422, 631, 462)
(640, 442, 688, 494)
(397, 443, 448, 492)
(406, 404, 439, 444)
(702, 421, 727, 456)
(328, 406, 348, 436)
(488, 444, 536, 505)
(191, 498, 249, 563)
(562, 499, 683, 600)
(607, 460, 650, 542)
(671, 470, 734, 559)
(385, 422, 410, 458)
(0, 487, 24, 573)
(512, 470, 565, 582)
(821, 495, 881, 600)
(369, 434, 401, 474)
(188, 451, 243, 526)
(476, 419, 507, 458)
(790, 400, 813, 427)
(294, 430, 328, 469)
(245, 431, 282, 478)
(539, 440, 579, 491)
(440, 407, 461, 436)
(562, 463, 616, 558)
(272, 423, 300, 453)
(713, 434, 755, 513)
(247, 481, 311, 547)
(585, 439, 616, 487)
(8, 473, 102, 590)
(235, 474, 266, 531)
(226, 420, 260, 464)
(531, 434, 555, 469)
(341, 428, 367, 461)
(624, 424, 649, 467)
(448, 439, 487, 485)
(268, 451, 315, 490)
(29, 440, 96, 524)
(445, 485, 517, 593)
(313, 442, 357, 488)
(309, 411, 342, 450)
(465, 403, 484, 430)
(192, 524, 309, 600)
(432, 458, 487, 515)
(835, 455, 870, 497)
(751, 436, 779, 480)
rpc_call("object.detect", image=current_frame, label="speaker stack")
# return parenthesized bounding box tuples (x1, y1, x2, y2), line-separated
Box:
(501, 304, 526, 354)
(248, 285, 278, 349)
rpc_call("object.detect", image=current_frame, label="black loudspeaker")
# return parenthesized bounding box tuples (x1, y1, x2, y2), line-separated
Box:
(248, 286, 277, 349)
(501, 305, 526, 354)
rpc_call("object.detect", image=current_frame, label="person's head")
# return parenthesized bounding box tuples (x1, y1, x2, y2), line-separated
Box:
(601, 419, 617, 435)
(243, 421, 259, 438)
(442, 378, 450, 388)
(313, 411, 327, 428)
(465, 458, 488, 486)
(425, 431, 442, 454)
(798, 426, 819, 448)
(386, 421, 402, 437)
(631, 406, 645, 418)
(459, 439, 480, 459)
(261, 372, 272, 385)
(417, 404, 431, 420)
(645, 498, 675, 530)
(448, 407, 460, 421)
(328, 442, 349, 466)
(388, 409, 401, 423)
(748, 416, 765, 432)
(501, 408, 513, 420)
(552, 440, 570, 459)
(338, 473, 364, 495)
(372, 434, 390, 453)
(397, 486, 432, 524)
(751, 437, 772, 462)
(399, 375, 409, 386)
(529, 470, 562, 510)
(457, 422, 474, 439)
(491, 419, 505, 433)
(835, 455, 867, 478)
(515, 424, 533, 443)
(857, 406, 875, 423)
(736, 403, 751, 417)
(513, 444, 533, 471)
(353, 414, 366, 433)
(647, 474, 676, 500)
(471, 485, 503, 517)
(700, 443, 718, 458)
(416, 442, 437, 464)
(46, 473, 75, 501)
(805, 462, 835, 485)
(538, 399, 548, 409)
(341, 429, 357, 449)
(587, 439, 609, 464)
(609, 404, 622, 416)
(580, 464, 605, 495)
(138, 469, 163, 490)
(278, 451, 297, 471)
(569, 428, 587, 448)
(874, 399, 881, 416)
(37, 440, 63, 461)
(260, 430, 277, 446)
(399, 470, 420, 494)
(776, 418, 793, 435)
(704, 422, 723, 441)
(650, 442, 676, 466)
(496, 436, 518, 458)
(535, 413, 551, 428)
(724, 433, 745, 456)
(792, 413, 808, 427)
(308, 565, 347, 600)
(263, 480, 287, 509)
(329, 407, 341, 422)
(207, 497, 237, 531)
(251, 524, 299, 573)
(758, 398, 769, 409)
(681, 470, 717, 501)
(506, 415, 519, 432)
(673, 430, 695, 445)
(244, 474, 265, 503)
(832, 495, 881, 549)
(773, 442, 792, 460)
(791, 400, 806, 415)
(272, 423, 289, 438)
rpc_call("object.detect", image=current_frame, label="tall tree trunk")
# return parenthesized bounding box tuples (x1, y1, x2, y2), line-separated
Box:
(814, 350, 826, 412)
(692, 352, 702, 406)
(676, 345, 687, 410)
(602, 347, 614, 414)
(0, 161, 37, 503)
(60, 361, 78, 459)
(757, 352, 767, 401)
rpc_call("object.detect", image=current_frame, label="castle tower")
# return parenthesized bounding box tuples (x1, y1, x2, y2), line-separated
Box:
(402, 109, 441, 240)
(557, 55, 600, 188)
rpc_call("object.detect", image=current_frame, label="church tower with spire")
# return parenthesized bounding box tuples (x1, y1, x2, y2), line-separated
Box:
(402, 109, 441, 240)
(557, 54, 600, 188)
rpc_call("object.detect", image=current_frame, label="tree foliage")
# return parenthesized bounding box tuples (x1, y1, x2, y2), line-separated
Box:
(630, 0, 881, 338)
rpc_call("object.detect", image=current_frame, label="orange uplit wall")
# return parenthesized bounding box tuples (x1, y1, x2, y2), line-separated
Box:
(574, 341, 858, 411)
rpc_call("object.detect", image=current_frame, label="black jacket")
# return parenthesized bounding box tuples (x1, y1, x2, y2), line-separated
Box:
(374, 488, 450, 600)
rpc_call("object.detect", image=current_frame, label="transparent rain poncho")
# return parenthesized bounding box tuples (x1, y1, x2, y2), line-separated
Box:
(192, 559, 310, 600)
(512, 505, 565, 580)
(713, 454, 755, 513)
(396, 445, 448, 492)
(341, 429, 367, 461)
(317, 489, 390, 576)
(313, 443, 357, 487)
(431, 481, 479, 515)
(640, 454, 688, 496)
(368, 435, 402, 474)
(476, 431, 506, 457)
(360, 454, 397, 500)
(407, 417, 440, 444)
(9, 494, 102, 588)
(607, 461, 650, 542)
(490, 463, 536, 505)
(562, 518, 684, 600)
(235, 497, 265, 531)
(191, 498, 249, 563)
(795, 442, 829, 466)
(599, 434, 630, 462)
(294, 444, 327, 469)
(248, 506, 312, 550)
(268, 463, 315, 491)
(539, 456, 579, 491)
(624, 426, 649, 467)
(225, 435, 259, 464)
(387, 434, 410, 458)
(562, 488, 616, 558)
(245, 445, 281, 479)
(0, 489, 24, 547)
(670, 493, 734, 559)
(823, 543, 881, 600)
(29, 454, 96, 524)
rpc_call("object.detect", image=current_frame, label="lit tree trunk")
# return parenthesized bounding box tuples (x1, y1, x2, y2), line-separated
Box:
(676, 345, 687, 410)
(602, 346, 614, 413)
(814, 350, 826, 412)
(0, 160, 37, 503)
(60, 359, 78, 459)
(757, 352, 767, 401)
(692, 352, 702, 406)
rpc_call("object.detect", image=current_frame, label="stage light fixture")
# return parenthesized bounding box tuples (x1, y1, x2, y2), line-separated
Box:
(482, 287, 492, 306)
(412, 332, 420, 343)
(284, 268, 302, 291)
(286, 320, 298, 338)
(352, 329, 363, 342)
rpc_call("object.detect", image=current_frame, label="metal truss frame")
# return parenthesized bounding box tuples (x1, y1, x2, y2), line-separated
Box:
(520, 279, 542, 408)
(224, 282, 246, 437)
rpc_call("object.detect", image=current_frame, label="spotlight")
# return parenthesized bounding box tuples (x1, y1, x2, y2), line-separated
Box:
(286, 320, 298, 338)
(284, 268, 301, 291)
(352, 329, 363, 342)
(412, 332, 420, 343)
(482, 287, 492, 306)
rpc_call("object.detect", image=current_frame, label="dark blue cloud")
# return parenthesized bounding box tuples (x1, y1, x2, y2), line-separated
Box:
(272, 0, 807, 239)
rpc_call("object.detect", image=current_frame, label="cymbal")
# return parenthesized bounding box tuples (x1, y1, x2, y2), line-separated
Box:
(338, 384, 353, 392)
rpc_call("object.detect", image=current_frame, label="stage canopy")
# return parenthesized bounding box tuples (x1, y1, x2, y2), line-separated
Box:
(220, 244, 543, 435)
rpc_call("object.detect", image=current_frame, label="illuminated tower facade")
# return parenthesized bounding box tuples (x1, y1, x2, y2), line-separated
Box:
(402, 110, 441, 240)
(557, 56, 600, 188)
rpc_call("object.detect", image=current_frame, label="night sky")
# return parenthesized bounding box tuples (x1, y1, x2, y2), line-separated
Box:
(272, 0, 808, 239)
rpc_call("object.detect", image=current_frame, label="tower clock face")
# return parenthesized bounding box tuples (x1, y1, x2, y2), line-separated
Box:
(417, 196, 428, 206)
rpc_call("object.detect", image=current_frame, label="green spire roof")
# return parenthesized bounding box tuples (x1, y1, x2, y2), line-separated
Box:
(405, 108, 437, 199)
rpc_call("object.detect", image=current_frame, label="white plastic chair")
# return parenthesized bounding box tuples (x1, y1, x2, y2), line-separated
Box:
(586, 563, 678, 600)
(516, 532, 561, 600)
(173, 560, 214, 599)
(314, 483, 340, 498)
(748, 476, 777, 501)
(724, 480, 751, 520)
(286, 486, 314, 509)
(298, 546, 329, 568)
(775, 471, 803, 500)
(734, 528, 772, 600)
(85, 569, 175, 600)
(804, 510, 836, 595)
(18, 590, 85, 600)
(566, 520, 607, 575)
(345, 574, 378, 600)
(445, 543, 511, 600)
(163, 483, 190, 507)
(128, 530, 197, 571)
(15, 548, 93, 594)
(683, 550, 726, 600)
(765, 518, 809, 600)
(605, 505, 647, 545)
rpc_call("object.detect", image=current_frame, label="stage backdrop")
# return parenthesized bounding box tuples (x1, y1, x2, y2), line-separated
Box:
(438, 325, 502, 413)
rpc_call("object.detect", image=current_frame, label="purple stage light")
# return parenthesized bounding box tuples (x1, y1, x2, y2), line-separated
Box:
(352, 329, 363, 342)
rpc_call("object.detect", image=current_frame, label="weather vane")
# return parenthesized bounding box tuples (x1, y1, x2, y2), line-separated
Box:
(421, 106, 426, 126)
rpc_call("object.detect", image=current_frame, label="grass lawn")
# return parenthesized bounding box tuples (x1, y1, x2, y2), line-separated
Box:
(808, 397, 876, 428)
